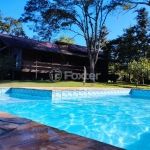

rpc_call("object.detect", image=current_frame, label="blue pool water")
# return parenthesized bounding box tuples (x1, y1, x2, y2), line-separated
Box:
(0, 91, 150, 150)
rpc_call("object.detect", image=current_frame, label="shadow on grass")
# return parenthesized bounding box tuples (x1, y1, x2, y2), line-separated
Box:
(106, 82, 150, 89)
(104, 82, 135, 88)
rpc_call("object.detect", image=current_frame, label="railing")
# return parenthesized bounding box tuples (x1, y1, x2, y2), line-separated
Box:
(14, 60, 107, 73)
(21, 61, 83, 73)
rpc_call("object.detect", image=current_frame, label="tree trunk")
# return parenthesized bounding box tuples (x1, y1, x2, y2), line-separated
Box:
(142, 74, 144, 84)
(128, 73, 131, 83)
(90, 59, 95, 82)
(136, 80, 138, 88)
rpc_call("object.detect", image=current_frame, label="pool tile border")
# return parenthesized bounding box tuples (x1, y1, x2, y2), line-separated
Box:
(0, 88, 52, 98)
(52, 89, 131, 99)
(130, 89, 150, 97)
(1, 87, 150, 100)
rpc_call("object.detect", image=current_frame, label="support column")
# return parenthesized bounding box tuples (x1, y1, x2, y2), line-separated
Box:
(12, 70, 14, 80)
(35, 51, 37, 80)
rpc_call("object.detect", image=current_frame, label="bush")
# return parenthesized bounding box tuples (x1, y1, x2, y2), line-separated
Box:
(0, 55, 15, 80)
(108, 74, 119, 82)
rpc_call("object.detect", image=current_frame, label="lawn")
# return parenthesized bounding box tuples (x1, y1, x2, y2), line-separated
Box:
(0, 80, 150, 89)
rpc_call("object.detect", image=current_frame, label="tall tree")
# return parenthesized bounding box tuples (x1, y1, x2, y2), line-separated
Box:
(21, 0, 118, 82)
(134, 8, 150, 57)
(0, 11, 9, 33)
(0, 11, 27, 37)
(104, 26, 137, 65)
(104, 7, 150, 82)
(121, 26, 138, 63)
(4, 17, 27, 37)
(104, 8, 150, 64)
(103, 28, 136, 81)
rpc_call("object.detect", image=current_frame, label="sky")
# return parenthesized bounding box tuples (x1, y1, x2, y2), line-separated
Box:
(0, 0, 149, 46)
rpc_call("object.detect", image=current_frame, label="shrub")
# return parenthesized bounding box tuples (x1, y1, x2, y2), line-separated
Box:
(0, 55, 15, 80)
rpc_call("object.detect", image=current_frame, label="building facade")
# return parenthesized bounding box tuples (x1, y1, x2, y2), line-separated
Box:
(0, 34, 108, 81)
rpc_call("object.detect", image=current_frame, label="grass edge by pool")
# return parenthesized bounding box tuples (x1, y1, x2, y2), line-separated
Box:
(0, 80, 150, 89)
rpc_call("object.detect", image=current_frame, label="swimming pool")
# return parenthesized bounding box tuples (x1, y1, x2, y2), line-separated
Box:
(0, 88, 150, 150)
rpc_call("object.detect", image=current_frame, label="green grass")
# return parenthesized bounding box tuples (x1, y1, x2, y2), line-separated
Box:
(0, 80, 150, 89)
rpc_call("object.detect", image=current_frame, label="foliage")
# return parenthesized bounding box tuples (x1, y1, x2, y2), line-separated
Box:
(54, 35, 75, 44)
(108, 62, 122, 74)
(113, 0, 150, 12)
(0, 11, 27, 37)
(104, 8, 150, 63)
(123, 4, 132, 10)
(134, 8, 150, 57)
(128, 57, 150, 85)
(0, 55, 15, 80)
(21, 0, 119, 81)
(4, 17, 27, 37)
(127, 0, 150, 7)
(108, 74, 119, 82)
(103, 8, 150, 80)
(0, 11, 10, 33)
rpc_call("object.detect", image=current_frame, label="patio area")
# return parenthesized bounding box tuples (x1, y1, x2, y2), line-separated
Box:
(0, 112, 123, 150)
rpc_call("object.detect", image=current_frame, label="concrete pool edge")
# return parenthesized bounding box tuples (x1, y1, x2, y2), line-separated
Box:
(0, 111, 124, 150)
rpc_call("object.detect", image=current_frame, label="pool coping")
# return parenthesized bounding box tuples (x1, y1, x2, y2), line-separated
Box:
(0, 87, 132, 100)
(0, 87, 131, 90)
(0, 111, 124, 150)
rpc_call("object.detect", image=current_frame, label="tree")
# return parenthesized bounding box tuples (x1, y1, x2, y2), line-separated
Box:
(31, 18, 56, 42)
(134, 8, 150, 58)
(104, 7, 150, 82)
(128, 57, 150, 85)
(0, 55, 15, 80)
(112, 0, 150, 11)
(21, 0, 118, 82)
(4, 17, 27, 37)
(0, 11, 9, 33)
(0, 11, 27, 37)
(103, 27, 137, 76)
(54, 35, 75, 44)
(122, 0, 150, 7)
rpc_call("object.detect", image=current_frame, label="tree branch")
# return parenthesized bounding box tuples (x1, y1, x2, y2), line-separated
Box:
(128, 0, 150, 6)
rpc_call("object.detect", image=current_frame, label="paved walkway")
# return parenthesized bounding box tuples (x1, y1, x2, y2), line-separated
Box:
(0, 112, 124, 150)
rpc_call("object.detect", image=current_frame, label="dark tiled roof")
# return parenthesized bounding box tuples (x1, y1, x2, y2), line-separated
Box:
(68, 44, 87, 53)
(68, 44, 103, 56)
(0, 34, 58, 52)
(0, 34, 104, 56)
(58, 50, 88, 58)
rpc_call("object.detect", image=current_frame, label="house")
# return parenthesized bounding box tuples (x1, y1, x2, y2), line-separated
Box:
(0, 33, 108, 81)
